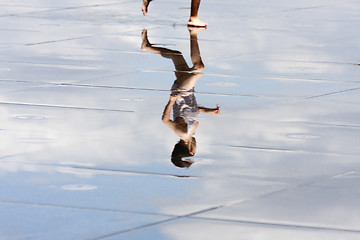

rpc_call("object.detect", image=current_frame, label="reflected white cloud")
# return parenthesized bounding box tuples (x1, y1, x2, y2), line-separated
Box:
(61, 184, 97, 191)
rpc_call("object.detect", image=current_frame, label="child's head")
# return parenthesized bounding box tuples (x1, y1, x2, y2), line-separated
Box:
(171, 138, 196, 168)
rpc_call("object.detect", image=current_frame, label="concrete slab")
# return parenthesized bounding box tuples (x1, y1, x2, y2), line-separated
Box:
(0, 0, 359, 239)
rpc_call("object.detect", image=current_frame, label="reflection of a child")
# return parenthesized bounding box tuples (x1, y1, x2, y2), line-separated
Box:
(141, 28, 220, 168)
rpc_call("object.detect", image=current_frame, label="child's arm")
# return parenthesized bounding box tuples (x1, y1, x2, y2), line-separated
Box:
(198, 105, 220, 114)
(162, 95, 178, 127)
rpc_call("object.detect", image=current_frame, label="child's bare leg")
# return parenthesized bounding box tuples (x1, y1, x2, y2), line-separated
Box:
(142, 0, 152, 15)
(188, 0, 207, 27)
(174, 28, 204, 90)
(141, 29, 151, 49)
(189, 28, 204, 71)
(141, 29, 190, 71)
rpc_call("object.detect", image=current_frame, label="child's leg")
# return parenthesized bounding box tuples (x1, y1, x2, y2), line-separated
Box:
(189, 28, 204, 71)
(141, 29, 190, 72)
(188, 0, 207, 27)
(142, 0, 152, 15)
(174, 28, 204, 90)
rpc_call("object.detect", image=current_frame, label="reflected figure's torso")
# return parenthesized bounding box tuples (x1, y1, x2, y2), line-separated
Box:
(173, 96, 199, 136)
(171, 85, 199, 138)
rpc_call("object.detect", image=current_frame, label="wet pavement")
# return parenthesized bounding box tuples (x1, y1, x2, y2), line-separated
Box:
(1, 0, 360, 239)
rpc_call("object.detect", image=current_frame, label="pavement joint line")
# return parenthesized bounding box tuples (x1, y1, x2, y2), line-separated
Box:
(63, 165, 199, 178)
(0, 199, 175, 218)
(6, 161, 199, 179)
(267, 87, 360, 107)
(226, 144, 360, 156)
(145, 68, 360, 84)
(190, 216, 360, 234)
(303, 86, 360, 100)
(57, 83, 263, 98)
(0, 79, 264, 98)
(0, 101, 134, 113)
(0, 59, 99, 68)
(289, 121, 360, 129)
(0, 28, 41, 32)
(265, 58, 360, 66)
(0, 2, 128, 18)
(25, 35, 96, 46)
(255, 87, 360, 108)
(2, 159, 324, 184)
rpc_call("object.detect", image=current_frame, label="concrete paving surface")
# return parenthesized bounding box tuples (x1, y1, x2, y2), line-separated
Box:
(0, 0, 359, 239)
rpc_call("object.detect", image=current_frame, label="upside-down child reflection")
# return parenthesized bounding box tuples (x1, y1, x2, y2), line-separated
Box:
(141, 28, 220, 168)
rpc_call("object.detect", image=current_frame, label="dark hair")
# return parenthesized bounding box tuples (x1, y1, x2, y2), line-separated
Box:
(171, 139, 195, 168)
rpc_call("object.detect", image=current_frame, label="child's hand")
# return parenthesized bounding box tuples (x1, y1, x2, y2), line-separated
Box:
(207, 105, 220, 114)
(213, 105, 220, 114)
(170, 94, 179, 102)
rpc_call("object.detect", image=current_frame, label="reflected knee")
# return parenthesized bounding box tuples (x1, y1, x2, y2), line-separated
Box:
(194, 62, 204, 71)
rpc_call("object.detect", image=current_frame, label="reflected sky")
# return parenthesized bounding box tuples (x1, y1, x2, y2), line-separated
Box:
(0, 0, 360, 239)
